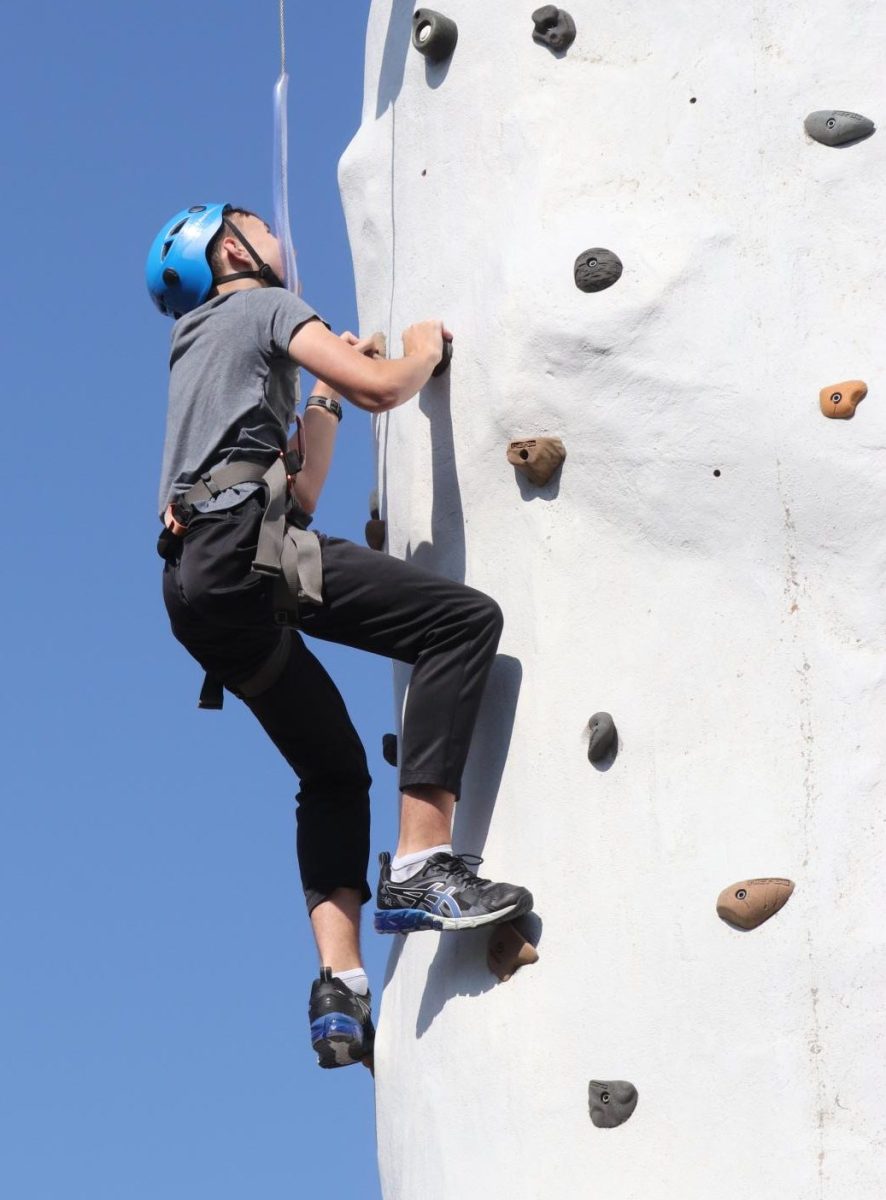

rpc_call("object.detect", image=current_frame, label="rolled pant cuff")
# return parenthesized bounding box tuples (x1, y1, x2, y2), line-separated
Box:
(398, 773, 462, 800)
(304, 879, 373, 915)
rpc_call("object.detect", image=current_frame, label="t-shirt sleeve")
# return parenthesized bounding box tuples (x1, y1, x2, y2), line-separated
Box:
(247, 289, 330, 360)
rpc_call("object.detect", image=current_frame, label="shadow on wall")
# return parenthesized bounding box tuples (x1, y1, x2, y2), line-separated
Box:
(376, 2, 413, 116)
(454, 653, 523, 855)
(404, 371, 466, 583)
(413, 652, 523, 1037)
(376, 4, 455, 116)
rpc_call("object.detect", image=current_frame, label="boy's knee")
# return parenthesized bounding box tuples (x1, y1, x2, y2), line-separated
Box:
(482, 596, 504, 641)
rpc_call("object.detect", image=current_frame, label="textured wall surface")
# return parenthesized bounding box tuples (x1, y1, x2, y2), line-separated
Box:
(338, 3, 886, 1196)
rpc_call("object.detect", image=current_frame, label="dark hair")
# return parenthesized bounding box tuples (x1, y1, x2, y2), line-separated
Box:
(207, 207, 263, 276)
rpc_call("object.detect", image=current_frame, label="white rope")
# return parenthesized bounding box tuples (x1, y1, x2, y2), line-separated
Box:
(279, 0, 286, 75)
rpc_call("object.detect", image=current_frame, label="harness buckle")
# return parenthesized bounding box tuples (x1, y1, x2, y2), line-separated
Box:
(199, 471, 222, 498)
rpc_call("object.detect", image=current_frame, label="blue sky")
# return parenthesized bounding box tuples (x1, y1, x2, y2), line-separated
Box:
(2, 3, 394, 1195)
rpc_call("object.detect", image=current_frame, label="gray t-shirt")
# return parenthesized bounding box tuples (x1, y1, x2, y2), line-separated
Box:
(157, 288, 326, 516)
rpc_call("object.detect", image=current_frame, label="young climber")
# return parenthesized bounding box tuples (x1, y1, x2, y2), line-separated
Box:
(147, 204, 533, 1069)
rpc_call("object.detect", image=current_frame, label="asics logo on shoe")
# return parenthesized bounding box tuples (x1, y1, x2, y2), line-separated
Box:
(388, 880, 462, 919)
(425, 884, 462, 919)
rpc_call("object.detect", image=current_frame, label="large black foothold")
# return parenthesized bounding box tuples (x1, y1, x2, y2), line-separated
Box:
(575, 248, 623, 293)
(588, 1080, 638, 1129)
(412, 9, 458, 64)
(382, 734, 398, 767)
(804, 110, 875, 147)
(432, 339, 453, 377)
(587, 712, 617, 764)
(531, 6, 576, 52)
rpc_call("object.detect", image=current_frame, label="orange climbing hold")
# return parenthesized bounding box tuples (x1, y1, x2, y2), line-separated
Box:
(487, 921, 539, 982)
(716, 878, 795, 930)
(507, 437, 566, 487)
(819, 379, 867, 419)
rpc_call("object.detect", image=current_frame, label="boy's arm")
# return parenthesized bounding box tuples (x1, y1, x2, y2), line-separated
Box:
(289, 318, 448, 411)
(288, 332, 382, 514)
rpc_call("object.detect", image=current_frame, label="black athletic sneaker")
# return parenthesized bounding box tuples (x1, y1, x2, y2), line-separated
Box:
(374, 851, 533, 933)
(309, 968, 375, 1069)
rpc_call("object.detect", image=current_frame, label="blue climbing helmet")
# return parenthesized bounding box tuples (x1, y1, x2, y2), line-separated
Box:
(145, 203, 284, 318)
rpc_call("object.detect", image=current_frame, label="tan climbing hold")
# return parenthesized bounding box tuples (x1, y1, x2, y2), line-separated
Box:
(716, 878, 795, 930)
(365, 518, 386, 551)
(487, 921, 539, 982)
(820, 379, 866, 419)
(507, 437, 566, 487)
(368, 331, 387, 359)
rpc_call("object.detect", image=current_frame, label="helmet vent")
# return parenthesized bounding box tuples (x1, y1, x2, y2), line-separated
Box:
(168, 220, 187, 237)
(162, 267, 180, 286)
(161, 240, 173, 260)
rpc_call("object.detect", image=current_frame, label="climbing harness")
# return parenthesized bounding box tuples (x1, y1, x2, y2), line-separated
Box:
(273, 0, 299, 293)
(159, 449, 323, 709)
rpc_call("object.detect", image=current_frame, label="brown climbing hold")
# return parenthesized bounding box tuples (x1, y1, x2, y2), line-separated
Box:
(507, 437, 566, 487)
(487, 921, 539, 982)
(819, 379, 866, 419)
(368, 331, 387, 359)
(716, 878, 795, 930)
(365, 518, 386, 551)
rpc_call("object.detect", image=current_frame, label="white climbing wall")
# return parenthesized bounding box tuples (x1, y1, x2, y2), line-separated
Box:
(338, 3, 886, 1196)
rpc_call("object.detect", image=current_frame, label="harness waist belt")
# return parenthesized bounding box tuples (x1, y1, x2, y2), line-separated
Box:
(173, 456, 324, 708)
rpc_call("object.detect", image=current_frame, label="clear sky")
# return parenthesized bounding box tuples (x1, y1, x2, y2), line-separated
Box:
(1, 3, 394, 1195)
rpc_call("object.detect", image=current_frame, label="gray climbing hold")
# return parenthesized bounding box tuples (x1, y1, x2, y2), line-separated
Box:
(574, 248, 623, 293)
(804, 110, 875, 147)
(382, 734, 398, 767)
(587, 712, 617, 764)
(412, 9, 458, 64)
(531, 6, 576, 52)
(588, 1080, 638, 1129)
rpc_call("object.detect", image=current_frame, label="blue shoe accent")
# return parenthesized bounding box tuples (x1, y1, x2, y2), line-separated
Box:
(310, 1014, 362, 1044)
(374, 907, 439, 933)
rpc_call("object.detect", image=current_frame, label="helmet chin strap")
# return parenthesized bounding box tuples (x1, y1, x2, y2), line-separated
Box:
(211, 217, 285, 291)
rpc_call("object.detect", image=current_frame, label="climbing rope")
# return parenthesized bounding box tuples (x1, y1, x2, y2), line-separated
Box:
(273, 0, 298, 292)
(278, 0, 286, 75)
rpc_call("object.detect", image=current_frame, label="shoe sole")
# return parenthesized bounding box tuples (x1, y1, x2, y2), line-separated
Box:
(374, 893, 532, 934)
(310, 1014, 372, 1069)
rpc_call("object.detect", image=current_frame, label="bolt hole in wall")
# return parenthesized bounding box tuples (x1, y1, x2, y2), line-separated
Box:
(713, 469, 721, 477)
(690, 96, 697, 103)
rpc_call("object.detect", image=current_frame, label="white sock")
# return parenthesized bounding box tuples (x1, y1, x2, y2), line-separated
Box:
(333, 967, 369, 997)
(390, 844, 452, 883)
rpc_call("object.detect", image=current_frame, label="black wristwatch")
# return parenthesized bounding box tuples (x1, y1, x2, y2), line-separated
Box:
(306, 394, 343, 422)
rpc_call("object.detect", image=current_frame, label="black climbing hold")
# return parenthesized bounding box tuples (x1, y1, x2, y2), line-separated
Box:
(574, 248, 623, 293)
(589, 1080, 638, 1129)
(365, 518, 386, 552)
(432, 339, 453, 378)
(382, 734, 398, 767)
(587, 712, 617, 764)
(531, 6, 576, 52)
(412, 9, 458, 64)
(804, 110, 875, 147)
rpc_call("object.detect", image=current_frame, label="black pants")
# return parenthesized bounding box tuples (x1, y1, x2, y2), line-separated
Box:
(161, 494, 503, 913)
